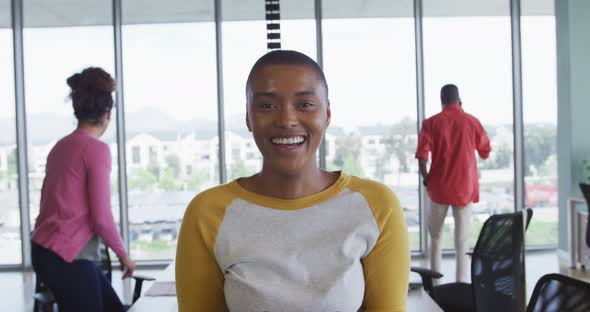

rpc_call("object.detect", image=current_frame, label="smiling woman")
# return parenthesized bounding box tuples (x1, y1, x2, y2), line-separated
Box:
(244, 58, 330, 184)
(175, 50, 410, 312)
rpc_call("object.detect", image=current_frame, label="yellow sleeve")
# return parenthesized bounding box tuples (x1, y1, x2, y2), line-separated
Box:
(175, 186, 235, 312)
(358, 180, 410, 312)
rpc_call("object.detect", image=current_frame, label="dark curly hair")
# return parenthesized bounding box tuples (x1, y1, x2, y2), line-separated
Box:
(67, 67, 115, 123)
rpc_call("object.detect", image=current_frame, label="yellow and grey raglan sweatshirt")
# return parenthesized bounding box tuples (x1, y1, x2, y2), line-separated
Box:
(175, 173, 410, 312)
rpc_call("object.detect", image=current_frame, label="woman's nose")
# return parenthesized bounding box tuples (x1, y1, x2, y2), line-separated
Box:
(274, 106, 298, 128)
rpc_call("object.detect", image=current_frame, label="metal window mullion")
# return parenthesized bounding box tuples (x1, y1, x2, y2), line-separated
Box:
(113, 0, 129, 252)
(511, 0, 524, 213)
(414, 0, 427, 256)
(12, 0, 31, 269)
(215, 0, 226, 184)
(315, 0, 327, 169)
(510, 0, 526, 305)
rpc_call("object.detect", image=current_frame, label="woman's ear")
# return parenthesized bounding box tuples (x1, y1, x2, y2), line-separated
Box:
(246, 112, 252, 132)
(326, 100, 331, 127)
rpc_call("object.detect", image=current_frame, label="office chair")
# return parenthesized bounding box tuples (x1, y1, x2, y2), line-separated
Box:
(412, 208, 533, 312)
(33, 241, 154, 312)
(578, 183, 590, 248)
(526, 273, 590, 312)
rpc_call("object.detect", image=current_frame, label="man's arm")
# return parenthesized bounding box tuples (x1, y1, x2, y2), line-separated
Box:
(415, 120, 432, 186)
(418, 159, 429, 186)
(475, 121, 491, 159)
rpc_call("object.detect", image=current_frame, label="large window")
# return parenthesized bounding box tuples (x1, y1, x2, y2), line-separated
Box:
(522, 3, 557, 247)
(1, 0, 562, 266)
(0, 0, 20, 265)
(122, 1, 219, 260)
(423, 0, 514, 249)
(23, 0, 120, 249)
(222, 2, 267, 181)
(322, 0, 420, 251)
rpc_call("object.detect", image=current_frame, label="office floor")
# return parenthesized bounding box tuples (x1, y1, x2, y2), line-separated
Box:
(2, 251, 589, 311)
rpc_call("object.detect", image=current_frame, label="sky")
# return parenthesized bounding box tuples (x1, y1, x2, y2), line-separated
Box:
(0, 16, 557, 135)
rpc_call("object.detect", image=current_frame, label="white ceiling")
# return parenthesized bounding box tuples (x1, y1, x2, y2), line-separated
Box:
(0, 0, 554, 29)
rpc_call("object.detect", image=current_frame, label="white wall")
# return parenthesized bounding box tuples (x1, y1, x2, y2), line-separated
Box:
(556, 0, 590, 251)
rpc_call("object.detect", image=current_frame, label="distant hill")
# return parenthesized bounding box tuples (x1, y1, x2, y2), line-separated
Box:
(0, 113, 76, 145)
(0, 108, 224, 146)
(0, 109, 530, 147)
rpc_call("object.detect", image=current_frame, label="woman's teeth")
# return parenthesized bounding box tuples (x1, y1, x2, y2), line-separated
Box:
(272, 136, 305, 145)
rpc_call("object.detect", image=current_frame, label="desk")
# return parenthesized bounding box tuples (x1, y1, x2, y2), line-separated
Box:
(569, 196, 586, 268)
(408, 288, 443, 311)
(128, 263, 177, 312)
(130, 262, 442, 311)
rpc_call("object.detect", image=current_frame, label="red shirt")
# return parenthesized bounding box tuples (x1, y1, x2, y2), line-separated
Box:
(415, 104, 491, 206)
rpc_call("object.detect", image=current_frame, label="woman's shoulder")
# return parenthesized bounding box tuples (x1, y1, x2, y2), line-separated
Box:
(79, 137, 110, 164)
(345, 175, 401, 214)
(346, 175, 396, 197)
(190, 183, 233, 202)
(184, 183, 239, 218)
(83, 135, 109, 151)
(48, 131, 108, 160)
(64, 129, 110, 154)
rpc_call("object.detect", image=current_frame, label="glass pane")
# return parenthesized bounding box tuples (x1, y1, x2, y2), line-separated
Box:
(222, 0, 316, 181)
(423, 0, 514, 250)
(280, 1, 316, 60)
(522, 4, 557, 247)
(23, 0, 119, 250)
(323, 0, 420, 251)
(122, 1, 218, 260)
(0, 0, 21, 265)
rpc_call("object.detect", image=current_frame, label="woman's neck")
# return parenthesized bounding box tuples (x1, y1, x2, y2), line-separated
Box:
(240, 166, 339, 200)
(77, 122, 104, 138)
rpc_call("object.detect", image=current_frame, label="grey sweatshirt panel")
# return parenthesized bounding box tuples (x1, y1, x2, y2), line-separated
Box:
(214, 188, 380, 312)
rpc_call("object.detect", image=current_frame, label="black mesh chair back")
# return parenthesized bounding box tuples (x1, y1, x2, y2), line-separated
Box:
(526, 273, 590, 312)
(471, 209, 532, 312)
(578, 183, 590, 248)
(97, 238, 113, 281)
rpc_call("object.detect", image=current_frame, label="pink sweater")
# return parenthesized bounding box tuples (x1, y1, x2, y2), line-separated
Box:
(32, 128, 127, 263)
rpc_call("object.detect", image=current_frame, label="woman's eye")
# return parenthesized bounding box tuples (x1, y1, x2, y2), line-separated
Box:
(258, 103, 274, 110)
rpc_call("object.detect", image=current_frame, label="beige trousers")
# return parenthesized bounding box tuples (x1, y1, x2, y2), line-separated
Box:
(427, 197, 472, 283)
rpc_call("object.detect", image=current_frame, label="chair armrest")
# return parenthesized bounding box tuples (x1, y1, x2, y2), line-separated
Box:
(131, 274, 156, 282)
(410, 267, 443, 294)
(130, 274, 156, 304)
(411, 267, 443, 279)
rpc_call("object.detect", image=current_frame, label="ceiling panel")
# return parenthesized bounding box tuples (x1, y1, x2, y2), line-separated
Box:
(0, 0, 555, 29)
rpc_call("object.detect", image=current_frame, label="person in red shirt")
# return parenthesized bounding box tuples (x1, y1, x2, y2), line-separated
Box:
(415, 84, 491, 282)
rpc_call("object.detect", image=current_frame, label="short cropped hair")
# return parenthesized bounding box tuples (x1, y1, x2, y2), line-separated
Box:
(440, 84, 460, 105)
(245, 50, 328, 98)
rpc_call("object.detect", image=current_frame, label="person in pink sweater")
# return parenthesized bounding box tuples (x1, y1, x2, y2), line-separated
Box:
(31, 67, 135, 312)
